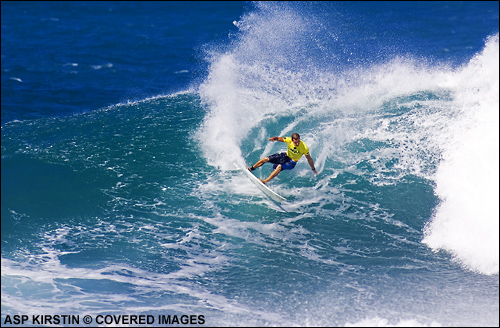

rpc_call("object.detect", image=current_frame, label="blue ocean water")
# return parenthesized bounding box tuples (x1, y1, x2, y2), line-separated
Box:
(2, 1, 498, 326)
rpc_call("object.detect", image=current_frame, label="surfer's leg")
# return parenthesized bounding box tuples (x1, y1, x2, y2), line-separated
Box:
(251, 152, 284, 172)
(248, 157, 269, 171)
(261, 165, 281, 184)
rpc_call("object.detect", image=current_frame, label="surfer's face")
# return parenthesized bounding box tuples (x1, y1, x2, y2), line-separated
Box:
(292, 137, 300, 146)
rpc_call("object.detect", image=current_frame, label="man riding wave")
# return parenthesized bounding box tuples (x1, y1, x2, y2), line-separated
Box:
(248, 133, 317, 184)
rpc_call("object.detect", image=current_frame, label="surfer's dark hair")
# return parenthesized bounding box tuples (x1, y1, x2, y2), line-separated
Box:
(292, 133, 300, 140)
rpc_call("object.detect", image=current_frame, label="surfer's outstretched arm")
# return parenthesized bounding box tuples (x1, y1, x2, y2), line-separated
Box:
(268, 136, 284, 142)
(305, 154, 318, 175)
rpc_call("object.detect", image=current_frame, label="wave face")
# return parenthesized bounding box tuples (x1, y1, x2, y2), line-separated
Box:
(198, 3, 499, 275)
(2, 2, 498, 327)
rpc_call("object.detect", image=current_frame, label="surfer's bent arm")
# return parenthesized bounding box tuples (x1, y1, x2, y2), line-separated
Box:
(305, 154, 318, 175)
(268, 136, 284, 142)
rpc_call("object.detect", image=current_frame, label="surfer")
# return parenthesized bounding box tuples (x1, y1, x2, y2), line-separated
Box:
(248, 133, 318, 184)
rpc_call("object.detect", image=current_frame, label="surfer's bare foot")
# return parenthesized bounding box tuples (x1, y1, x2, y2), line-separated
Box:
(259, 179, 267, 184)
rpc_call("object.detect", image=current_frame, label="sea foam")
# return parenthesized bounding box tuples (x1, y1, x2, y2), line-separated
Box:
(423, 34, 499, 275)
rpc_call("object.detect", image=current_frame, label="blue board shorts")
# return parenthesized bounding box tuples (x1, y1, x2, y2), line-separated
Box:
(268, 153, 296, 170)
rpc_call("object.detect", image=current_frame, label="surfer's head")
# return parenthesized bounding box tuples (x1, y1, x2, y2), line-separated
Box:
(291, 133, 300, 146)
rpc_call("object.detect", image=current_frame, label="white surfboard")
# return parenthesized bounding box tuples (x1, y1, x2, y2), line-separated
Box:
(235, 163, 286, 202)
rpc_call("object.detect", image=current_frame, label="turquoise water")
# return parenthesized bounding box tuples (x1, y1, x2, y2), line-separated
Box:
(2, 2, 498, 326)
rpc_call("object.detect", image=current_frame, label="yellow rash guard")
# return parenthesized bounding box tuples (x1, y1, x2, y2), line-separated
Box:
(283, 137, 310, 162)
